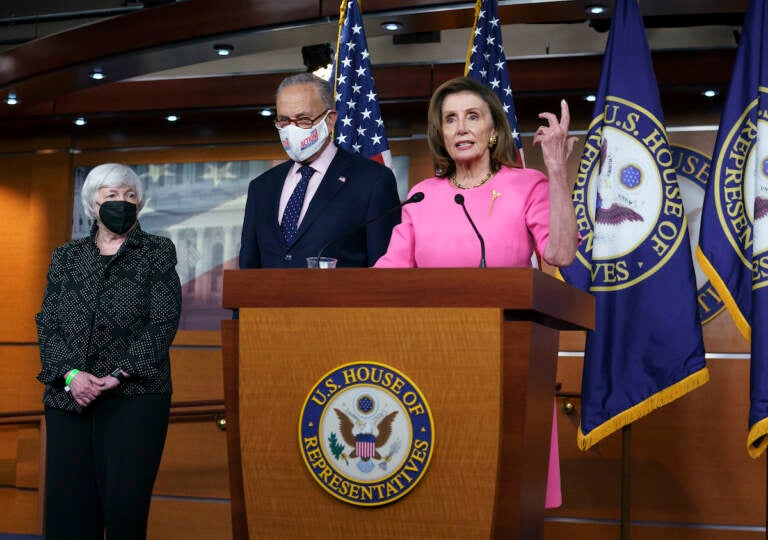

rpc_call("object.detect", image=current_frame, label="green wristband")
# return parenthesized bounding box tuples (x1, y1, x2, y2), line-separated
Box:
(65, 369, 80, 387)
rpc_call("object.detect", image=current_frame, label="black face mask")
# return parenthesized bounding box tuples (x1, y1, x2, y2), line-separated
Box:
(98, 200, 137, 234)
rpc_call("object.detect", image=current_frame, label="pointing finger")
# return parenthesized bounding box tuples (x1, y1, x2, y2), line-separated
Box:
(560, 99, 571, 130)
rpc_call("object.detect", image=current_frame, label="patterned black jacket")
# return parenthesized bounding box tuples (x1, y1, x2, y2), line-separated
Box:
(36, 223, 182, 412)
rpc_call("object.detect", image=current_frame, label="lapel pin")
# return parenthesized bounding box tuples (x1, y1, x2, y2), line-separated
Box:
(489, 189, 501, 217)
(338, 176, 347, 183)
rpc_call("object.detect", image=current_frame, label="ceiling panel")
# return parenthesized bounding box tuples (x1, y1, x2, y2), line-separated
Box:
(0, 0, 751, 125)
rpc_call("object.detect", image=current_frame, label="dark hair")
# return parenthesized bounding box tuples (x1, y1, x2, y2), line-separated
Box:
(427, 77, 520, 178)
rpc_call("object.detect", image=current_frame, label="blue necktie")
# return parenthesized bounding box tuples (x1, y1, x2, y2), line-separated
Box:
(281, 165, 314, 246)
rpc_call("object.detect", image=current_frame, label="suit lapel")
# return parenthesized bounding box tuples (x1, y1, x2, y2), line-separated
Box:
(293, 150, 350, 243)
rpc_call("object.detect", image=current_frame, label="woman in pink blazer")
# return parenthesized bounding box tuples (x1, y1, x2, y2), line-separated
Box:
(376, 77, 579, 508)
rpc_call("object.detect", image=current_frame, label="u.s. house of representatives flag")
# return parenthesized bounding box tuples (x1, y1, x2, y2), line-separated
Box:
(464, 0, 524, 166)
(559, 0, 708, 450)
(696, 0, 768, 458)
(331, 0, 392, 168)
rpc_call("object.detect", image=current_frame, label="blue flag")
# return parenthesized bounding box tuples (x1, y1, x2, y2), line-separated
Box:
(331, 0, 392, 168)
(464, 0, 524, 166)
(696, 0, 768, 457)
(559, 0, 708, 450)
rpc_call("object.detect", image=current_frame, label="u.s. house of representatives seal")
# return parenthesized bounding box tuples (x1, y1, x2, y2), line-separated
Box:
(712, 91, 768, 289)
(573, 96, 688, 291)
(298, 361, 434, 507)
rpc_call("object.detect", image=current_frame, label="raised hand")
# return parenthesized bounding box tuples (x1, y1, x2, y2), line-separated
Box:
(533, 99, 578, 174)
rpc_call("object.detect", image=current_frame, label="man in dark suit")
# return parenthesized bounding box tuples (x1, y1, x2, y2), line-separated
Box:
(239, 73, 401, 268)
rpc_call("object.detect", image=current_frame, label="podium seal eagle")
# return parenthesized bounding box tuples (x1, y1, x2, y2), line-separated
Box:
(298, 361, 435, 506)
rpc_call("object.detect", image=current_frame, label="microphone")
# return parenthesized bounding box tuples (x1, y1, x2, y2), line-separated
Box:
(454, 194, 486, 268)
(314, 192, 425, 267)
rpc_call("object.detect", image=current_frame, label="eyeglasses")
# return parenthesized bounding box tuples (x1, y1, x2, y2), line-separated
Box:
(273, 109, 330, 130)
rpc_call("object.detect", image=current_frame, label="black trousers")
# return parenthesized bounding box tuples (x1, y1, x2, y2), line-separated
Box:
(44, 393, 171, 540)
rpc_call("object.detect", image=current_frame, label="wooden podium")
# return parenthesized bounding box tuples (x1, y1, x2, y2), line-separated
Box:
(222, 268, 593, 540)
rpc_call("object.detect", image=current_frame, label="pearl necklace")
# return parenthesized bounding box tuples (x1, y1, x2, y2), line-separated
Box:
(450, 170, 493, 190)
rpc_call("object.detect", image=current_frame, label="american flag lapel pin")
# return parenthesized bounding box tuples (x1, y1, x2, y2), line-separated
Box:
(338, 176, 347, 183)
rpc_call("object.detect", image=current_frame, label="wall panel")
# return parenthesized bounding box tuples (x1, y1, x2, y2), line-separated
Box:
(148, 498, 231, 540)
(169, 348, 224, 404)
(155, 420, 229, 499)
(14, 426, 40, 489)
(0, 150, 73, 343)
(0, 348, 41, 413)
(0, 488, 37, 535)
(0, 427, 20, 485)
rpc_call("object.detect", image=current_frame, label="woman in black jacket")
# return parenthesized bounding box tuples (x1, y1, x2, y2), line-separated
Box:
(36, 163, 182, 540)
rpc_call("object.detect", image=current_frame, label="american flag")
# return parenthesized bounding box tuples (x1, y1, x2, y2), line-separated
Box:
(331, 0, 392, 168)
(465, 0, 524, 166)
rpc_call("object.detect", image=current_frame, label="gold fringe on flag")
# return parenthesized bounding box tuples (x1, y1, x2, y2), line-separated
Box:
(695, 246, 751, 342)
(696, 247, 767, 456)
(577, 367, 710, 450)
(748, 418, 768, 458)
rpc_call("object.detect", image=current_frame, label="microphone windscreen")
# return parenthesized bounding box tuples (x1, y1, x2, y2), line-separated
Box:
(454, 194, 465, 205)
(410, 192, 425, 202)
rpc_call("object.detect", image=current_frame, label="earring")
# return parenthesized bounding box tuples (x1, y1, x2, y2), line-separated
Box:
(489, 134, 498, 148)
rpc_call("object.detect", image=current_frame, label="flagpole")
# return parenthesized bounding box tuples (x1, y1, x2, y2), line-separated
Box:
(331, 0, 348, 99)
(464, 0, 482, 75)
(620, 425, 631, 540)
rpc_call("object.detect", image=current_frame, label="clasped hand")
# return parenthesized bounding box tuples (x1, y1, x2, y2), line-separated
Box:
(68, 371, 125, 408)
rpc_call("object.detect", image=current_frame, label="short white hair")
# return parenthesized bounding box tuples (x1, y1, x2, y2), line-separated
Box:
(80, 163, 144, 219)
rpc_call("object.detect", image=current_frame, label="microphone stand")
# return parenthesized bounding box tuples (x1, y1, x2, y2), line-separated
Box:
(313, 192, 425, 267)
(454, 194, 486, 268)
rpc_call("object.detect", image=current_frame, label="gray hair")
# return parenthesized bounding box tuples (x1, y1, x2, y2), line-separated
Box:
(276, 73, 334, 110)
(80, 163, 145, 219)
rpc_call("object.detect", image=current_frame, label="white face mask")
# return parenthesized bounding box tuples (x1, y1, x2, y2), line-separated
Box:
(278, 111, 330, 163)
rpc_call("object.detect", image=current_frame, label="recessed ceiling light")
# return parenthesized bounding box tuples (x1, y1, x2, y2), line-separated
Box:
(586, 6, 606, 15)
(89, 69, 106, 80)
(585, 94, 597, 102)
(73, 117, 87, 126)
(702, 89, 718, 98)
(4, 92, 18, 105)
(214, 44, 234, 57)
(165, 114, 180, 122)
(259, 108, 273, 117)
(381, 21, 403, 31)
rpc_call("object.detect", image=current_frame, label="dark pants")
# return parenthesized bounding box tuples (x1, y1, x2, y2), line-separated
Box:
(44, 393, 171, 540)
